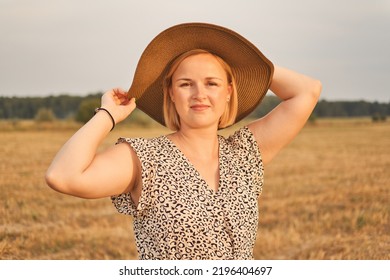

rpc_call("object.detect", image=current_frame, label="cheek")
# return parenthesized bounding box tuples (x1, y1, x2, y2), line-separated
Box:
(214, 89, 229, 106)
(172, 91, 188, 105)
(171, 90, 190, 114)
(211, 96, 228, 115)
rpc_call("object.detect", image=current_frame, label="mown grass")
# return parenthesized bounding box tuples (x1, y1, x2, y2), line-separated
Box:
(0, 118, 389, 259)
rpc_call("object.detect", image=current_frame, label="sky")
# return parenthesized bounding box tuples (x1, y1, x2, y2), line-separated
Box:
(1, 0, 389, 102)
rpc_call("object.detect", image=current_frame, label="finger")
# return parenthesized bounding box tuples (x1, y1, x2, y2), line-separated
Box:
(118, 94, 130, 104)
(112, 88, 125, 95)
(127, 98, 137, 112)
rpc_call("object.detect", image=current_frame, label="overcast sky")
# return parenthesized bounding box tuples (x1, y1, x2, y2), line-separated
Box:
(1, 0, 389, 101)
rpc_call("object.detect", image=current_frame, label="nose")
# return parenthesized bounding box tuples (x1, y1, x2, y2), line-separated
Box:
(192, 83, 206, 100)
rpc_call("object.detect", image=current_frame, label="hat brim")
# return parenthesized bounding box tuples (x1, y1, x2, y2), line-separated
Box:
(128, 22, 274, 127)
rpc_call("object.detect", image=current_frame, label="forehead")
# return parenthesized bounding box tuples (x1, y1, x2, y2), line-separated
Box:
(174, 53, 226, 76)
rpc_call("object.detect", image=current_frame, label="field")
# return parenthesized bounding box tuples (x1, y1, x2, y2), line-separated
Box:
(0, 118, 389, 259)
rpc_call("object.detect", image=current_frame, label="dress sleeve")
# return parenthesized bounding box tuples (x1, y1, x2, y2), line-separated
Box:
(227, 126, 264, 197)
(111, 137, 157, 217)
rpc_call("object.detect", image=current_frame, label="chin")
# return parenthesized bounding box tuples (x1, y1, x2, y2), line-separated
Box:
(180, 114, 221, 130)
(187, 121, 219, 130)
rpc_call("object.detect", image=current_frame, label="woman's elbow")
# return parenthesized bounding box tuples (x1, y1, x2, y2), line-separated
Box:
(311, 79, 322, 100)
(45, 167, 77, 196)
(45, 168, 98, 199)
(45, 168, 65, 194)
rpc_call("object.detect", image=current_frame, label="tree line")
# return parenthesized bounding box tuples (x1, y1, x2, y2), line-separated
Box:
(0, 94, 389, 123)
(249, 96, 389, 120)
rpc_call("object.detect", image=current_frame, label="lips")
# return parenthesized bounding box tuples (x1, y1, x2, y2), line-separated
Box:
(190, 104, 210, 111)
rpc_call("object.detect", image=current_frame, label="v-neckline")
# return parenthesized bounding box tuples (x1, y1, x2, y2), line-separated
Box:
(163, 135, 224, 195)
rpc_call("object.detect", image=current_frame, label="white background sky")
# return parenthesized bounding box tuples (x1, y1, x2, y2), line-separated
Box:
(1, 0, 389, 101)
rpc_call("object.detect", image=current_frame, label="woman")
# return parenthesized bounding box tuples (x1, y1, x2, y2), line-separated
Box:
(46, 23, 321, 259)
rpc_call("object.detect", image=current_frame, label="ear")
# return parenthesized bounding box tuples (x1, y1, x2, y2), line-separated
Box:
(169, 88, 175, 103)
(227, 83, 233, 100)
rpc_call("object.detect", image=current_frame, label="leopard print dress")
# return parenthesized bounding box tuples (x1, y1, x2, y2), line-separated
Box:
(111, 126, 264, 260)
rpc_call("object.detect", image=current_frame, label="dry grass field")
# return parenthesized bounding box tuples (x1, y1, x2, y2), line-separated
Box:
(0, 118, 389, 260)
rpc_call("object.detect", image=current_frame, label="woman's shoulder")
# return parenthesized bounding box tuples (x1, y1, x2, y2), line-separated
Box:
(117, 135, 151, 143)
(116, 134, 168, 146)
(115, 135, 172, 159)
(220, 126, 262, 160)
(222, 126, 256, 147)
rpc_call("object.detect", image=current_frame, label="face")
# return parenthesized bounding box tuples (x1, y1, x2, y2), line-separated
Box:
(170, 53, 232, 130)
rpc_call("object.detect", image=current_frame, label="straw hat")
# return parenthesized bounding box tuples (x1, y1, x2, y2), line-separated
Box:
(127, 22, 274, 127)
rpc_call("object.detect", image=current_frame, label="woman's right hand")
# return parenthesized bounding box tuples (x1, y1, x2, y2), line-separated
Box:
(101, 88, 136, 124)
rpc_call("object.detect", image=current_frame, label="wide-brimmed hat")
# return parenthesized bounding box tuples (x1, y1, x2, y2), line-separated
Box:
(128, 22, 274, 127)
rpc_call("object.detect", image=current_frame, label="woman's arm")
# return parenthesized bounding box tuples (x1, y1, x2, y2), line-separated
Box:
(45, 88, 137, 198)
(247, 65, 322, 165)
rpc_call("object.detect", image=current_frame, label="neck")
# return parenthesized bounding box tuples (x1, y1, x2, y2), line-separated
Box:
(171, 126, 219, 159)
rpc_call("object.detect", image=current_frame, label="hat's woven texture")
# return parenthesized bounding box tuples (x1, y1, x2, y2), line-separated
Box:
(128, 22, 274, 126)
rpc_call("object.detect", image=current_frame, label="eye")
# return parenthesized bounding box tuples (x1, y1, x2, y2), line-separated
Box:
(179, 82, 191, 87)
(207, 81, 218, 87)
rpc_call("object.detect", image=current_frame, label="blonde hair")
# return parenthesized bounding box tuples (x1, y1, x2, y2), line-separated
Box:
(163, 49, 238, 131)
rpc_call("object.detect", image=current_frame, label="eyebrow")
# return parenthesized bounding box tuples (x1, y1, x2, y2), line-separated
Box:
(174, 77, 224, 82)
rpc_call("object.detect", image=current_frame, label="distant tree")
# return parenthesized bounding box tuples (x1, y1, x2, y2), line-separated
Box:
(308, 112, 317, 123)
(122, 108, 158, 127)
(34, 108, 56, 122)
(372, 112, 387, 122)
(75, 97, 101, 123)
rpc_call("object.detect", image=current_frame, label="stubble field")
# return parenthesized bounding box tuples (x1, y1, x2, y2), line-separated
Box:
(0, 118, 389, 259)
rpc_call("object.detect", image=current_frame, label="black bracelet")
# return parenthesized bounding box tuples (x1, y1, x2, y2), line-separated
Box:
(94, 107, 115, 131)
